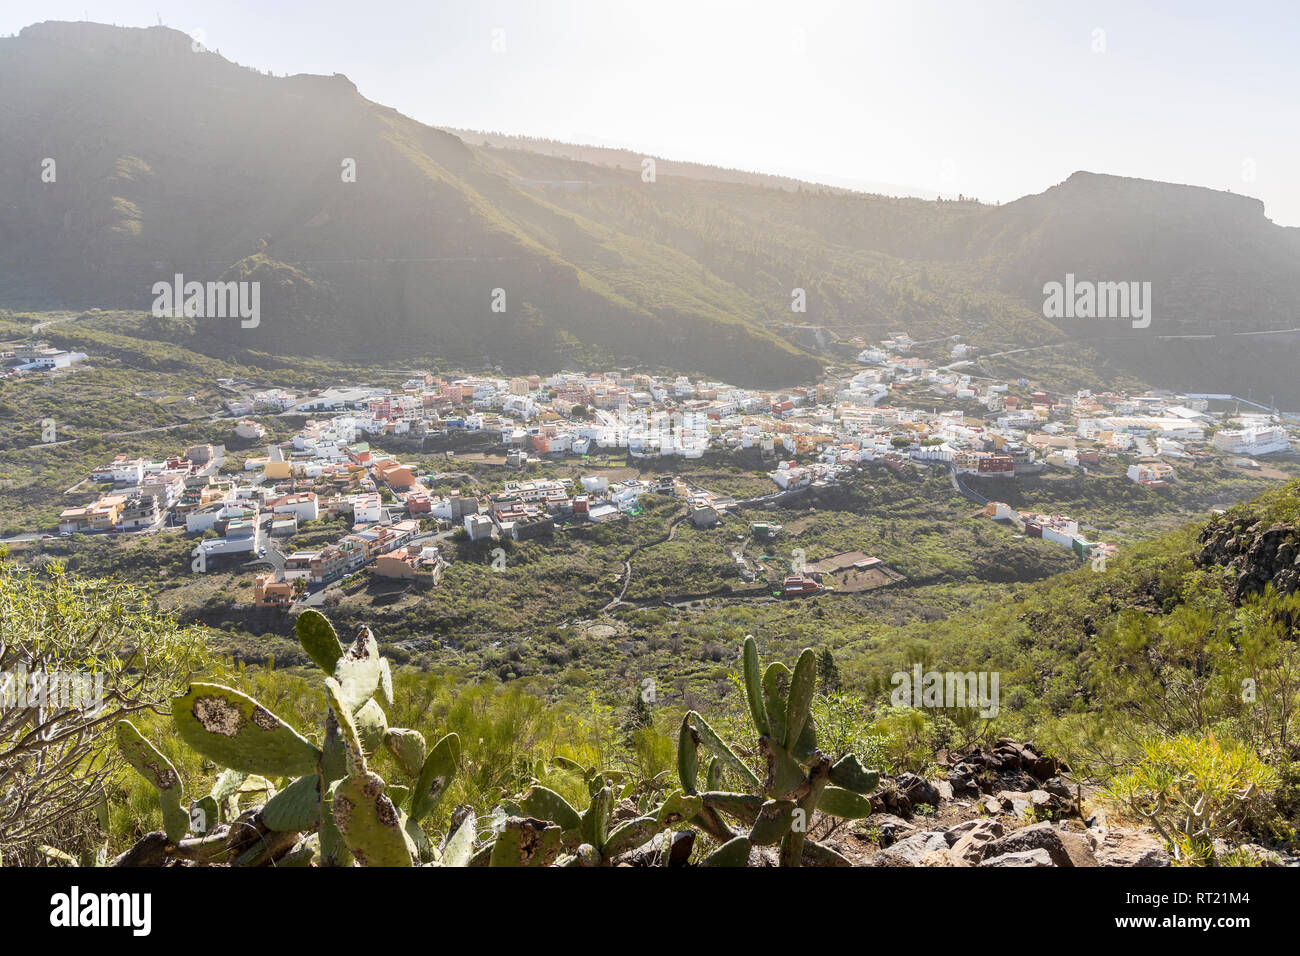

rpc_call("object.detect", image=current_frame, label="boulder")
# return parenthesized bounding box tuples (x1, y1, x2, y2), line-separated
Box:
(869, 830, 949, 867)
(921, 848, 971, 867)
(946, 818, 1004, 864)
(1055, 828, 1099, 867)
(983, 822, 1076, 867)
(995, 790, 1032, 816)
(1029, 790, 1054, 810)
(980, 847, 1055, 867)
(1093, 827, 1170, 867)
(896, 772, 940, 808)
(867, 813, 917, 847)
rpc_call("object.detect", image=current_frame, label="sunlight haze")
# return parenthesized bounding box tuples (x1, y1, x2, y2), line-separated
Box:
(5, 0, 1297, 222)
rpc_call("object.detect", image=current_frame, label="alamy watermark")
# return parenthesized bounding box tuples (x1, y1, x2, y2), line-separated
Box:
(151, 274, 260, 328)
(1, 666, 105, 715)
(891, 664, 999, 718)
(49, 886, 151, 936)
(1043, 273, 1151, 329)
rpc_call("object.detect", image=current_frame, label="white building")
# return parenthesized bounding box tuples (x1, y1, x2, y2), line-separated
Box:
(1212, 426, 1291, 456)
(464, 514, 494, 542)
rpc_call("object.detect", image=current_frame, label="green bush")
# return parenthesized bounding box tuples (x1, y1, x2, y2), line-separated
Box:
(1104, 734, 1277, 865)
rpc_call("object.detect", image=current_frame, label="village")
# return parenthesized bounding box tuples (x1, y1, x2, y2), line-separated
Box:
(43, 332, 1297, 609)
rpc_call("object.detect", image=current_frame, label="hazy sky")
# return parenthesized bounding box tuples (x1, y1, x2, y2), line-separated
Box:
(7, 1, 1299, 224)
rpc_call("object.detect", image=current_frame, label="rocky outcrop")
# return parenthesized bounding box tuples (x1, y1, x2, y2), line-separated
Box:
(825, 740, 1183, 868)
(1196, 515, 1300, 602)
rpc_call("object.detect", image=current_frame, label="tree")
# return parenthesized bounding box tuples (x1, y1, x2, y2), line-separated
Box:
(817, 646, 842, 694)
(0, 562, 205, 864)
(621, 683, 654, 741)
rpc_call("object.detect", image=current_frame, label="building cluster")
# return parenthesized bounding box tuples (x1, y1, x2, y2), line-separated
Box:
(46, 339, 1299, 599)
(203, 358, 1296, 505)
(59, 444, 225, 534)
(1, 340, 88, 376)
(982, 502, 1117, 564)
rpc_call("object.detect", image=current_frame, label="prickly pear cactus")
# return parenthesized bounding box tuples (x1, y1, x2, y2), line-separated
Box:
(384, 728, 427, 778)
(109, 611, 460, 868)
(173, 683, 320, 777)
(295, 608, 344, 673)
(116, 721, 188, 842)
(322, 676, 411, 866)
(676, 635, 879, 866)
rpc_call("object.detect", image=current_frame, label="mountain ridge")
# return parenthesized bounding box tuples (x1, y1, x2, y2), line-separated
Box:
(2, 21, 1298, 400)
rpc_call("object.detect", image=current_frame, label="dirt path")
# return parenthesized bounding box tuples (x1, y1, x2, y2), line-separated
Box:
(602, 508, 689, 613)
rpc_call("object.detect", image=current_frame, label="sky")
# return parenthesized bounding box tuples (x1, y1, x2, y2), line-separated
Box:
(5, 1, 1299, 224)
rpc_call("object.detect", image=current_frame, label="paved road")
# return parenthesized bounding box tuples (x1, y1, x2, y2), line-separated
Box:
(3, 412, 238, 454)
(30, 312, 84, 334)
(948, 466, 989, 506)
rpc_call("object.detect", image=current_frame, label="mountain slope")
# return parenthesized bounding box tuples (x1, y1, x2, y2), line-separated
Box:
(2, 21, 1299, 401)
(0, 21, 820, 385)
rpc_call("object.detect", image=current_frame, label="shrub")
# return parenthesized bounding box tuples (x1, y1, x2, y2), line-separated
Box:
(1104, 733, 1277, 865)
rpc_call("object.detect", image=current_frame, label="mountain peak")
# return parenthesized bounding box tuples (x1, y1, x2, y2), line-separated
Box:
(1054, 169, 1267, 217)
(15, 20, 195, 54)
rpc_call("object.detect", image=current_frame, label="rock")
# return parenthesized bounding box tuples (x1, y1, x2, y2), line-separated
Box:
(618, 829, 695, 867)
(983, 822, 1075, 867)
(934, 779, 955, 802)
(1055, 828, 1099, 867)
(1027, 755, 1059, 780)
(866, 813, 916, 847)
(946, 818, 1004, 863)
(1042, 776, 1073, 800)
(993, 769, 1042, 793)
(946, 763, 983, 796)
(1093, 827, 1170, 867)
(748, 845, 780, 867)
(869, 830, 949, 867)
(980, 847, 1055, 867)
(992, 746, 1022, 770)
(896, 772, 940, 808)
(1029, 790, 1054, 810)
(921, 848, 970, 867)
(874, 788, 913, 818)
(612, 798, 641, 823)
(995, 790, 1032, 816)
(981, 795, 1003, 815)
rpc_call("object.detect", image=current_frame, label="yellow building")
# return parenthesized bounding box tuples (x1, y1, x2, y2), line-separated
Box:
(264, 444, 292, 480)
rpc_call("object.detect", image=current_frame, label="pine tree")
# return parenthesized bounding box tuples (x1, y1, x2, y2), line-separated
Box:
(817, 647, 842, 694)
